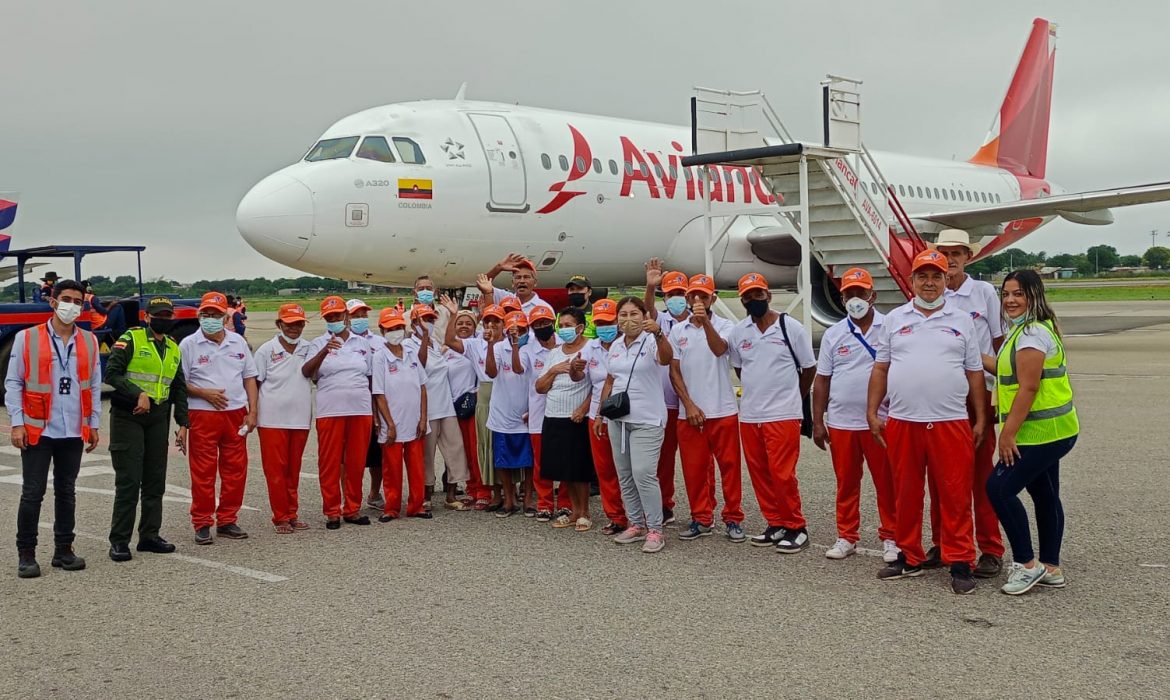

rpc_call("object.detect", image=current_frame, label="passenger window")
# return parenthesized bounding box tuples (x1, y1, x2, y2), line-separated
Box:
(392, 137, 425, 164)
(640, 163, 650, 177)
(575, 156, 587, 174)
(593, 158, 602, 173)
(942, 189, 949, 200)
(683, 168, 693, 182)
(916, 186, 923, 198)
(949, 189, 957, 200)
(995, 193, 1001, 203)
(966, 191, 973, 202)
(624, 161, 633, 176)
(897, 184, 905, 196)
(355, 136, 396, 163)
(304, 136, 360, 162)
(654, 164, 665, 179)
(559, 155, 569, 172)
(609, 160, 619, 175)
(933, 187, 940, 199)
(670, 165, 679, 180)
(980, 192, 987, 203)
(735, 170, 745, 185)
(541, 154, 552, 170)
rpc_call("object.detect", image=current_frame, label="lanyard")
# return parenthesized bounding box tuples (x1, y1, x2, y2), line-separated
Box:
(846, 319, 877, 359)
(50, 332, 73, 372)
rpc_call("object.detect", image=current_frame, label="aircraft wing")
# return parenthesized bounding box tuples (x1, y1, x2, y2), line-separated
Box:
(916, 181, 1170, 229)
(0, 261, 47, 284)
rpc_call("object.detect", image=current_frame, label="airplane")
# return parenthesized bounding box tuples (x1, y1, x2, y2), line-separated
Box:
(0, 196, 48, 284)
(237, 18, 1170, 324)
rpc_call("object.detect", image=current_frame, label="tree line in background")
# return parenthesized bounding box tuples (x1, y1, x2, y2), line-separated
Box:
(968, 244, 1170, 277)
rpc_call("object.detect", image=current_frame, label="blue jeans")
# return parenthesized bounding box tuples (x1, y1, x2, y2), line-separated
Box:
(985, 435, 1077, 566)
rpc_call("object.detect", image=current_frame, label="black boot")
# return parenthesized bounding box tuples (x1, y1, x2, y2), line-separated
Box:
(51, 545, 87, 571)
(17, 548, 40, 579)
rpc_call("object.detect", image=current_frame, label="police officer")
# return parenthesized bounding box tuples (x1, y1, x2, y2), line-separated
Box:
(565, 274, 597, 339)
(106, 297, 188, 561)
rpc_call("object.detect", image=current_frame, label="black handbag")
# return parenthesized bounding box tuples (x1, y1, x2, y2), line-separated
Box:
(453, 391, 477, 420)
(777, 313, 814, 438)
(599, 337, 649, 420)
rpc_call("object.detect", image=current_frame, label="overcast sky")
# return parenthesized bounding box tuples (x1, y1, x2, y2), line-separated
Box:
(4, 1, 1169, 281)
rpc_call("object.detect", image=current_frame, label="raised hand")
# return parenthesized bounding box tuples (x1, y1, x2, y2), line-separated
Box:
(644, 257, 664, 288)
(643, 319, 661, 336)
(476, 273, 494, 296)
(439, 293, 458, 315)
(691, 300, 708, 326)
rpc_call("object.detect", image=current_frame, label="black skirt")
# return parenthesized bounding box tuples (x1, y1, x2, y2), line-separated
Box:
(539, 417, 596, 483)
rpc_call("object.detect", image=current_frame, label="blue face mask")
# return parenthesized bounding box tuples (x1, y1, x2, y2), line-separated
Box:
(350, 318, 369, 335)
(416, 290, 435, 305)
(325, 320, 347, 334)
(1009, 313, 1031, 327)
(596, 325, 618, 342)
(665, 296, 688, 316)
(514, 332, 530, 347)
(557, 327, 579, 343)
(200, 317, 224, 335)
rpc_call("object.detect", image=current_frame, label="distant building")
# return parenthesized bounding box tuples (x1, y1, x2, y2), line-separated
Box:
(1108, 266, 1151, 275)
(277, 288, 301, 296)
(1038, 266, 1078, 280)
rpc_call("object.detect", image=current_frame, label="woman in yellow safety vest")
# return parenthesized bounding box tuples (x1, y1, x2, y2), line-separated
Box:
(981, 269, 1078, 596)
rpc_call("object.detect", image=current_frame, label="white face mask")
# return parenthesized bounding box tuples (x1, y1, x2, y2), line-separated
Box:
(279, 332, 300, 345)
(845, 297, 871, 320)
(914, 294, 946, 311)
(54, 300, 82, 325)
(385, 329, 406, 345)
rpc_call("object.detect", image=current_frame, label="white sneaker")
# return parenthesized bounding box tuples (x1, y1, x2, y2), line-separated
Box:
(882, 539, 901, 564)
(825, 538, 856, 560)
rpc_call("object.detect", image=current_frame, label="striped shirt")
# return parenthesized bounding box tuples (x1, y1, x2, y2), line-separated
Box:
(542, 346, 592, 419)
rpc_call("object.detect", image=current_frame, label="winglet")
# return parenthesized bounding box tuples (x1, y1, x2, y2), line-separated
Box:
(454, 82, 468, 101)
(0, 193, 18, 242)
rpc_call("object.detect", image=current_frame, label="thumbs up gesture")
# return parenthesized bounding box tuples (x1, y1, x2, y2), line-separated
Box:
(691, 300, 708, 326)
(570, 352, 587, 373)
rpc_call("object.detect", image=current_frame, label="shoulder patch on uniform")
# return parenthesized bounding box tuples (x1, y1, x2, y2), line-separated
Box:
(113, 341, 128, 349)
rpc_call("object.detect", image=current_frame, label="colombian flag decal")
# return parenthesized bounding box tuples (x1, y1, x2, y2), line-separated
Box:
(398, 179, 433, 200)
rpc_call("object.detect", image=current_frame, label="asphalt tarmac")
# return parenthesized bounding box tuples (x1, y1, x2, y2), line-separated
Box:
(1, 301, 1167, 699)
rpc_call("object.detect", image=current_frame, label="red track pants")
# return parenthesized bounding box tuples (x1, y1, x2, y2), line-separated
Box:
(316, 415, 374, 519)
(589, 418, 626, 527)
(740, 420, 805, 530)
(382, 438, 426, 517)
(677, 415, 744, 526)
(886, 418, 976, 568)
(457, 416, 490, 500)
(928, 394, 1004, 557)
(657, 408, 679, 512)
(258, 427, 310, 524)
(188, 408, 249, 530)
(827, 427, 896, 543)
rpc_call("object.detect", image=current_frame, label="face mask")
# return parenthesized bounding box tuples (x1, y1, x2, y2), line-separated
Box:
(914, 294, 945, 311)
(534, 325, 555, 342)
(743, 299, 770, 319)
(595, 325, 618, 342)
(349, 318, 370, 335)
(557, 327, 579, 342)
(384, 329, 405, 345)
(1009, 313, 1031, 327)
(325, 320, 347, 334)
(665, 296, 688, 316)
(416, 290, 435, 305)
(514, 332, 530, 347)
(845, 297, 871, 320)
(200, 317, 225, 335)
(53, 301, 82, 325)
(567, 292, 587, 307)
(149, 317, 175, 334)
(618, 319, 642, 335)
(279, 332, 300, 345)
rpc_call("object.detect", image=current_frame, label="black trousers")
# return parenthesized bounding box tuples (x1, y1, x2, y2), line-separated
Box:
(16, 436, 84, 550)
(109, 408, 172, 545)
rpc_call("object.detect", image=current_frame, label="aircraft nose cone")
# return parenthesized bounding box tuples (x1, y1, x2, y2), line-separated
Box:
(237, 173, 314, 262)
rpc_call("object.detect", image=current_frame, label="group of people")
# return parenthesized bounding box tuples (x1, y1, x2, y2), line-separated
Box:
(7, 229, 1079, 596)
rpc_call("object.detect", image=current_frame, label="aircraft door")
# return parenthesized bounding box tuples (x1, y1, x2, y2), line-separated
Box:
(467, 113, 529, 213)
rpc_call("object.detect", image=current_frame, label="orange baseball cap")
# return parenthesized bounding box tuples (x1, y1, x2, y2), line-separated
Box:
(687, 273, 716, 295)
(912, 249, 949, 273)
(378, 307, 406, 329)
(512, 258, 537, 273)
(528, 306, 555, 324)
(661, 271, 689, 293)
(277, 303, 307, 323)
(504, 310, 529, 329)
(411, 304, 438, 320)
(839, 268, 874, 291)
(320, 295, 347, 316)
(481, 304, 505, 321)
(592, 298, 617, 322)
(199, 292, 228, 313)
(499, 295, 522, 312)
(737, 273, 769, 295)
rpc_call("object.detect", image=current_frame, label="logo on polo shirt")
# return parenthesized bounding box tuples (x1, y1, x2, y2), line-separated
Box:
(535, 360, 544, 370)
(389, 364, 399, 374)
(588, 358, 599, 368)
(233, 353, 245, 360)
(837, 345, 850, 356)
(940, 327, 962, 337)
(740, 340, 753, 351)
(197, 354, 210, 365)
(677, 337, 689, 349)
(271, 351, 285, 362)
(896, 325, 914, 336)
(970, 311, 982, 320)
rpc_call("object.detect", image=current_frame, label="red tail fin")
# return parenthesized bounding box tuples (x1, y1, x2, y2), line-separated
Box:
(969, 18, 1057, 178)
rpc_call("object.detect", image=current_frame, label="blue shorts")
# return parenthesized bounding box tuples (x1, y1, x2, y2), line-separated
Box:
(492, 431, 533, 469)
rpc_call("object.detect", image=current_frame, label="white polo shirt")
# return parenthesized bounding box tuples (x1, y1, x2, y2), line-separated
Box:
(306, 332, 373, 418)
(372, 347, 427, 444)
(445, 345, 479, 398)
(254, 335, 313, 429)
(669, 315, 738, 420)
(459, 336, 492, 384)
(404, 336, 456, 421)
(658, 311, 689, 410)
(492, 287, 554, 316)
(486, 341, 529, 434)
(945, 275, 1002, 387)
(583, 338, 612, 419)
(180, 331, 258, 412)
(604, 331, 667, 427)
(816, 313, 887, 431)
(543, 344, 593, 419)
(875, 301, 982, 422)
(729, 314, 815, 424)
(523, 338, 563, 434)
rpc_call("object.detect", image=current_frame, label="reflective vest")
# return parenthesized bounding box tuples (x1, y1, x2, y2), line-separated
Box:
(21, 324, 97, 446)
(996, 320, 1079, 445)
(85, 293, 107, 329)
(124, 328, 181, 402)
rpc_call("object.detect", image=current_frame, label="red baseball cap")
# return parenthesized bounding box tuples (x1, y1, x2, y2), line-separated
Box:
(661, 271, 689, 293)
(737, 273, 768, 295)
(199, 292, 228, 313)
(277, 303, 307, 323)
(839, 268, 874, 291)
(912, 249, 949, 273)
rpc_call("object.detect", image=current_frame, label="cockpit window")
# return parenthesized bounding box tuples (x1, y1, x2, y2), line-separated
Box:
(392, 137, 426, 164)
(304, 136, 360, 162)
(356, 136, 396, 163)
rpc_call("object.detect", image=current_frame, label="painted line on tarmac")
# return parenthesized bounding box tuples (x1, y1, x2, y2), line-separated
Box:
(0, 445, 111, 464)
(0, 474, 259, 511)
(39, 523, 288, 583)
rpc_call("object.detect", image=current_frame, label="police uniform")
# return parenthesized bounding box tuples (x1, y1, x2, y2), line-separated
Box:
(106, 298, 187, 553)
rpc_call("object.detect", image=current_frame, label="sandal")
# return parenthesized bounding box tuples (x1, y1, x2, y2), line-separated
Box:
(274, 522, 294, 534)
(552, 514, 573, 528)
(444, 500, 470, 511)
(575, 517, 594, 532)
(473, 499, 490, 511)
(601, 522, 625, 536)
(290, 519, 310, 531)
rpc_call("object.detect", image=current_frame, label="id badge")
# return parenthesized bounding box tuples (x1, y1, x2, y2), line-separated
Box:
(58, 377, 72, 395)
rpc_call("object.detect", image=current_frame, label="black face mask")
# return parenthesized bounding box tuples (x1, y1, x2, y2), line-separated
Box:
(533, 325, 555, 342)
(149, 317, 175, 334)
(567, 292, 587, 308)
(743, 299, 770, 319)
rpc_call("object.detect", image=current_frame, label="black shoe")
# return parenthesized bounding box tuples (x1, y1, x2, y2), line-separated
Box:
(325, 519, 342, 530)
(523, 507, 537, 518)
(775, 527, 810, 554)
(662, 508, 675, 525)
(51, 545, 86, 571)
(215, 524, 249, 540)
(921, 545, 943, 569)
(951, 563, 977, 595)
(343, 516, 371, 526)
(974, 553, 1003, 579)
(878, 553, 924, 580)
(409, 511, 434, 520)
(17, 548, 41, 579)
(194, 526, 214, 545)
(377, 514, 398, 523)
(137, 537, 176, 554)
(535, 510, 552, 522)
(750, 526, 783, 547)
(109, 544, 133, 562)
